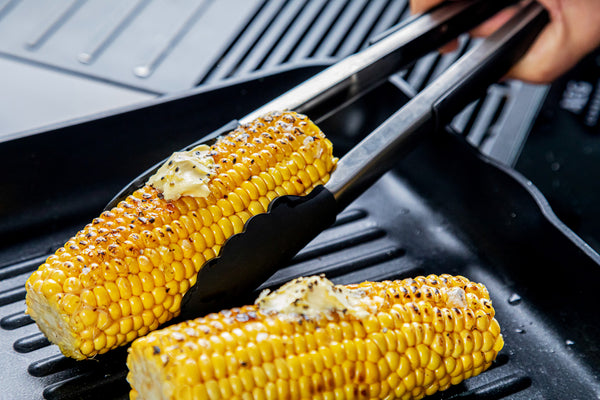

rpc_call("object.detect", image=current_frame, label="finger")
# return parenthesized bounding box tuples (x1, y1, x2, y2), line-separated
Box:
(505, 20, 567, 83)
(507, 0, 600, 83)
(439, 39, 460, 53)
(469, 6, 519, 37)
(410, 0, 444, 14)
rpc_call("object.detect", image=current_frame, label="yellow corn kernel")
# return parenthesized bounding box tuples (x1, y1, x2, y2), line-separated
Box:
(216, 198, 234, 218)
(227, 192, 245, 213)
(258, 196, 271, 212)
(230, 215, 244, 235)
(126, 275, 502, 399)
(60, 294, 80, 314)
(200, 226, 215, 248)
(217, 218, 234, 239)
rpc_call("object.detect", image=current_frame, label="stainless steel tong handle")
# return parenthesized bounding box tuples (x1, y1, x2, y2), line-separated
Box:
(326, 0, 549, 210)
(241, 0, 518, 123)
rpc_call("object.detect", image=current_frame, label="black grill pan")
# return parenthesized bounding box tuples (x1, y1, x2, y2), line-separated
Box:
(1, 39, 600, 400)
(2, 69, 599, 400)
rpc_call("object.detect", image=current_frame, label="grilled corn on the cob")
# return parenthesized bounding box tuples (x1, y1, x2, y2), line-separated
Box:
(25, 112, 337, 360)
(127, 274, 503, 400)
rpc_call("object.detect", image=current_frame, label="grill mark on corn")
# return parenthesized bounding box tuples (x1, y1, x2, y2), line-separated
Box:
(127, 274, 503, 400)
(25, 112, 337, 360)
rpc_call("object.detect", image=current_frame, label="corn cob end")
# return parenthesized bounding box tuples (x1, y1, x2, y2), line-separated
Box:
(26, 281, 82, 359)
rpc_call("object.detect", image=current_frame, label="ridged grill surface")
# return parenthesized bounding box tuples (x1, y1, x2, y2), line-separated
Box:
(1, 184, 543, 400)
(0, 0, 565, 399)
(0, 0, 410, 93)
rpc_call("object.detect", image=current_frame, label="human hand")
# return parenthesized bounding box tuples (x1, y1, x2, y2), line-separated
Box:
(410, 0, 600, 83)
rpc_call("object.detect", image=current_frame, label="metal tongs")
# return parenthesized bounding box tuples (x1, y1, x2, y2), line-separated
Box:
(107, 0, 549, 316)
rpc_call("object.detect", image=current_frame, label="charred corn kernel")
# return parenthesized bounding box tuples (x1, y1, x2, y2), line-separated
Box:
(25, 111, 337, 360)
(127, 275, 502, 399)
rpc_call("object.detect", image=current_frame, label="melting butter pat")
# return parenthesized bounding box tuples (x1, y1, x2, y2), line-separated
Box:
(446, 287, 467, 309)
(256, 275, 373, 320)
(148, 145, 215, 201)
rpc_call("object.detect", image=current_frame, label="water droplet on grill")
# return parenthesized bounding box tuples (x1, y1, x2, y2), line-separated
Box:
(508, 293, 521, 305)
(515, 328, 526, 334)
(565, 339, 575, 346)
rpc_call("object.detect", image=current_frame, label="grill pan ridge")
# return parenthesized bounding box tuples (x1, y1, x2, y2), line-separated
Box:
(1, 69, 600, 399)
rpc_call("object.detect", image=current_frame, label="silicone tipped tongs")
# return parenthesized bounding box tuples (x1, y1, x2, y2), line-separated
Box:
(107, 0, 549, 316)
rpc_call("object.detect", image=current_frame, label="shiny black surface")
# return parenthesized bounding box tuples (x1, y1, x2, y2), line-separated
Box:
(517, 48, 600, 253)
(1, 67, 598, 399)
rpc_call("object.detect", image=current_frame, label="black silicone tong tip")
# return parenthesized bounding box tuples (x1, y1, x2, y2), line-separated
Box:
(179, 186, 338, 317)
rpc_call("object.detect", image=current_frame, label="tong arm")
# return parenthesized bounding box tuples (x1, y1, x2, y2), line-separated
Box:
(326, 0, 549, 210)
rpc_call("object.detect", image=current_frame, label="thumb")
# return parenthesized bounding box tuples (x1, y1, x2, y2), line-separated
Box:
(410, 0, 445, 14)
